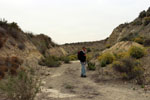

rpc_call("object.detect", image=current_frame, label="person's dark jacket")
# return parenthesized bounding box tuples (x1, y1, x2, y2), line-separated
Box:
(78, 51, 86, 62)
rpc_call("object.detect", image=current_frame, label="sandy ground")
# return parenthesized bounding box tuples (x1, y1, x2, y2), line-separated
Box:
(36, 61, 150, 100)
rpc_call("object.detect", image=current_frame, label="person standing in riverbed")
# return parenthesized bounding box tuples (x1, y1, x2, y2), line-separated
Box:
(78, 47, 87, 77)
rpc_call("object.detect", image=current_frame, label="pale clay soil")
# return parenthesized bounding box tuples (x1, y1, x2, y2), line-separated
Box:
(36, 61, 150, 100)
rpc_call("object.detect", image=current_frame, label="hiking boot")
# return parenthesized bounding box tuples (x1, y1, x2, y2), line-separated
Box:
(83, 75, 87, 78)
(81, 75, 84, 77)
(81, 75, 86, 78)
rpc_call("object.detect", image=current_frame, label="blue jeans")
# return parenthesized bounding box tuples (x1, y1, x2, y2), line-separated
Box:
(81, 62, 86, 76)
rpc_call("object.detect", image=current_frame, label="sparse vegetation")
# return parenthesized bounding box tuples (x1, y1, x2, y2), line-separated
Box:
(98, 53, 115, 67)
(146, 11, 150, 17)
(112, 57, 144, 80)
(0, 67, 41, 100)
(64, 58, 70, 63)
(105, 44, 111, 48)
(143, 38, 150, 46)
(0, 19, 25, 42)
(68, 54, 77, 61)
(133, 36, 144, 44)
(139, 10, 147, 18)
(39, 56, 61, 67)
(87, 48, 91, 53)
(28, 34, 57, 55)
(0, 19, 21, 31)
(128, 46, 146, 59)
(86, 54, 93, 63)
(87, 62, 96, 71)
(17, 43, 26, 50)
(59, 56, 70, 64)
(120, 32, 138, 42)
(64, 84, 74, 89)
(132, 20, 143, 26)
(0, 19, 57, 57)
(144, 17, 150, 26)
(0, 19, 8, 27)
(114, 52, 129, 60)
(9, 22, 21, 30)
(26, 32, 34, 38)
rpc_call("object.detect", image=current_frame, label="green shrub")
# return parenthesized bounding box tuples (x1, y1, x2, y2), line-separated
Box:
(147, 7, 150, 12)
(131, 36, 150, 46)
(93, 53, 100, 59)
(133, 36, 144, 44)
(39, 56, 61, 67)
(38, 41, 48, 55)
(112, 57, 144, 80)
(0, 19, 21, 31)
(87, 62, 96, 71)
(128, 46, 146, 59)
(146, 11, 150, 17)
(132, 20, 143, 26)
(144, 17, 150, 26)
(114, 52, 129, 60)
(0, 67, 41, 100)
(120, 32, 138, 41)
(68, 54, 77, 61)
(112, 61, 125, 72)
(139, 10, 146, 18)
(86, 54, 93, 63)
(29, 34, 57, 56)
(64, 58, 70, 63)
(87, 48, 91, 53)
(64, 84, 74, 89)
(0, 19, 8, 27)
(59, 56, 70, 64)
(98, 53, 115, 67)
(9, 22, 21, 30)
(143, 38, 150, 46)
(105, 44, 111, 48)
(26, 32, 34, 38)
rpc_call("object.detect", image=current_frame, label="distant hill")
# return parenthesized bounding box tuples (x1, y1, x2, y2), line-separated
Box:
(48, 39, 107, 56)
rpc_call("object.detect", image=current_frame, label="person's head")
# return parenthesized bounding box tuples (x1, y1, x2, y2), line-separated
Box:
(82, 47, 86, 52)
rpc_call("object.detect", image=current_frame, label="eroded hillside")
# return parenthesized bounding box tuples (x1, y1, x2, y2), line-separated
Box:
(107, 7, 150, 45)
(0, 20, 58, 80)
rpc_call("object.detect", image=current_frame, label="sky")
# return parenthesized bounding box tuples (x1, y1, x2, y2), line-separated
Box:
(0, 0, 150, 44)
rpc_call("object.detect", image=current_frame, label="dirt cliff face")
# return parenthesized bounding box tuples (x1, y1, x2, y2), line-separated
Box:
(0, 20, 58, 70)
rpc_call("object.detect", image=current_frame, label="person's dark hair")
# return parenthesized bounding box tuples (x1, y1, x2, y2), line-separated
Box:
(82, 47, 86, 49)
